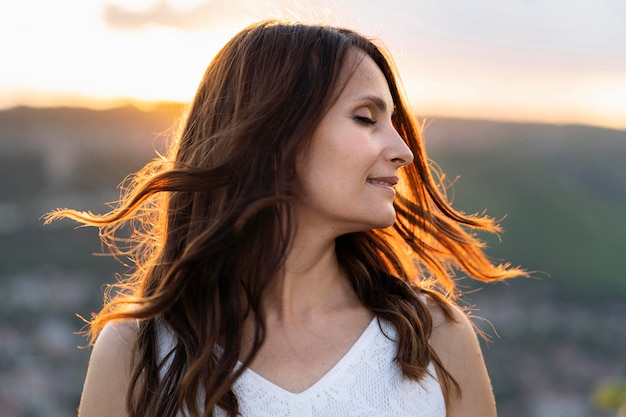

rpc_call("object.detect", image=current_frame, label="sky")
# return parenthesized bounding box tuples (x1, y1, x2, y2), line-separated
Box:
(1, 0, 625, 129)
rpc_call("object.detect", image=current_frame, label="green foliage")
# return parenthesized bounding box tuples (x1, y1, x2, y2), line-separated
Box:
(592, 377, 626, 415)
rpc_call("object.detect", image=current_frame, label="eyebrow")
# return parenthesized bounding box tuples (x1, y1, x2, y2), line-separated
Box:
(357, 95, 389, 113)
(356, 94, 397, 119)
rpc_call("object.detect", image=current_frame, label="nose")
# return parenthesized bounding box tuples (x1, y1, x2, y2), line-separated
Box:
(388, 127, 414, 167)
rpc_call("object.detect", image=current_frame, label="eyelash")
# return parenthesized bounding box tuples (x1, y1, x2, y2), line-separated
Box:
(353, 116, 376, 125)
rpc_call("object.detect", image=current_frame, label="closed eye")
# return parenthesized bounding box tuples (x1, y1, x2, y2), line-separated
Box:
(353, 115, 376, 125)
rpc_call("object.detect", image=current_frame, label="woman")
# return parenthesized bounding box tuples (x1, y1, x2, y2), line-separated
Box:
(47, 20, 525, 417)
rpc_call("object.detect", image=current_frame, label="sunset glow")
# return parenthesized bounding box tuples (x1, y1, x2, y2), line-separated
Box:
(2, 0, 625, 129)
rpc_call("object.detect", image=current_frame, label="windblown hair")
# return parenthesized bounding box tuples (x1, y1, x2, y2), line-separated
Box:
(47, 20, 525, 417)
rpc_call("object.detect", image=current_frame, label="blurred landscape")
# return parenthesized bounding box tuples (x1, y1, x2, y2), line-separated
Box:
(0, 105, 624, 417)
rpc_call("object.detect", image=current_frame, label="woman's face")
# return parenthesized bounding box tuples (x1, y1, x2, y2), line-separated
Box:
(294, 49, 414, 236)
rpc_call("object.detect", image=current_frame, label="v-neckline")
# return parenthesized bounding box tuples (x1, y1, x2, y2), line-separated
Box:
(235, 316, 379, 397)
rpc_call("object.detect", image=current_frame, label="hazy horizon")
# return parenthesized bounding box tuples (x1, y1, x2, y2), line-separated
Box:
(2, 0, 625, 129)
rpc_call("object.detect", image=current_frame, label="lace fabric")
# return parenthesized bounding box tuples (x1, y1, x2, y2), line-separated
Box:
(157, 318, 446, 417)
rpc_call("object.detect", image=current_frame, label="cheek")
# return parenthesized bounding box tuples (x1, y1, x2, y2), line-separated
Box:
(296, 142, 336, 181)
(293, 154, 326, 203)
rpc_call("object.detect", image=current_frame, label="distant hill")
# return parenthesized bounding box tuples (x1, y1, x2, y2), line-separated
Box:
(1, 105, 624, 298)
(423, 118, 626, 298)
(2, 106, 625, 417)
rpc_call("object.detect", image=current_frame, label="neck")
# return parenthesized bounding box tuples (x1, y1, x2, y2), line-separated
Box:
(260, 229, 357, 324)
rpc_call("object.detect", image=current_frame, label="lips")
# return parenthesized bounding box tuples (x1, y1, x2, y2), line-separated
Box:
(366, 176, 398, 187)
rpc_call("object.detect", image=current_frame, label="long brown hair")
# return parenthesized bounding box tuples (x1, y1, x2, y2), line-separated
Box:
(46, 20, 526, 417)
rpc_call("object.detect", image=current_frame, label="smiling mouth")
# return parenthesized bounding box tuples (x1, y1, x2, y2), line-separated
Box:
(366, 179, 393, 186)
(366, 177, 398, 187)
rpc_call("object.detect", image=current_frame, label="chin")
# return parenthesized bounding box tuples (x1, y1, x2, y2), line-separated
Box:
(341, 208, 397, 233)
(365, 214, 397, 231)
(376, 219, 397, 229)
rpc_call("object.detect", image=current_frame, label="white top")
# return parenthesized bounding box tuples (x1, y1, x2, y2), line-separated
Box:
(157, 317, 446, 417)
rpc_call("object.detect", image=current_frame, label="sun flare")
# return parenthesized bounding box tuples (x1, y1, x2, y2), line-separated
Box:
(1, 0, 625, 129)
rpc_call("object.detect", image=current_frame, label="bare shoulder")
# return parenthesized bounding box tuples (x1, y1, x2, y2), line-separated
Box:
(78, 319, 138, 417)
(425, 295, 477, 345)
(424, 295, 498, 417)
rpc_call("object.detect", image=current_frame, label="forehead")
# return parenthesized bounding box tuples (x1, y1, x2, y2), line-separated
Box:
(335, 49, 393, 107)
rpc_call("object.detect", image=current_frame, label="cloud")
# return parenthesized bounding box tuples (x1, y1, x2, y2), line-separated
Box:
(101, 0, 350, 31)
(102, 0, 248, 30)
